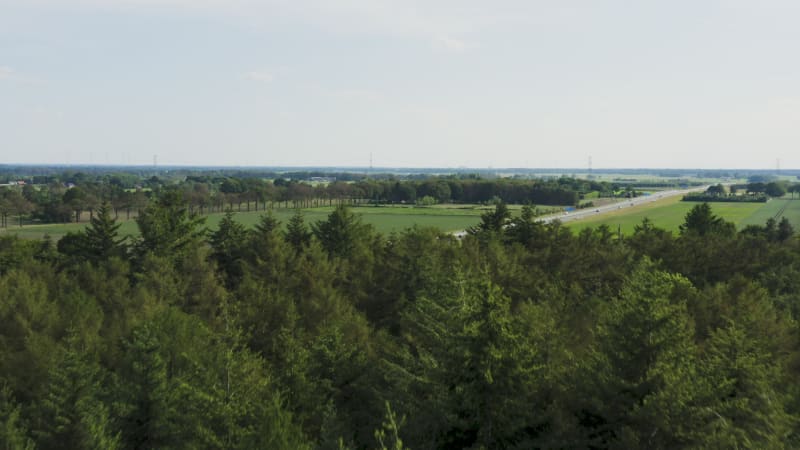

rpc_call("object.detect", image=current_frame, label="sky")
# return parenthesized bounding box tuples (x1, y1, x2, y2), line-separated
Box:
(2, 0, 800, 169)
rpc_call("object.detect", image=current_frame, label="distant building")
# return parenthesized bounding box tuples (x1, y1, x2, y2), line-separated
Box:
(0, 181, 25, 187)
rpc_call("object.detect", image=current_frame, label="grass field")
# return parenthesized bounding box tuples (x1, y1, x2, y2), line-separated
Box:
(0, 205, 487, 240)
(737, 198, 800, 228)
(8, 198, 798, 241)
(568, 197, 800, 234)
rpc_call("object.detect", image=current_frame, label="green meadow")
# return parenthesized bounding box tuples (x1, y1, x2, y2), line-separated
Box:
(737, 198, 800, 228)
(0, 205, 486, 240)
(6, 198, 800, 241)
(568, 197, 800, 234)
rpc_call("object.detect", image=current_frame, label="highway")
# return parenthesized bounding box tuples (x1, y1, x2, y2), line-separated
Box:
(539, 185, 708, 224)
(453, 185, 708, 238)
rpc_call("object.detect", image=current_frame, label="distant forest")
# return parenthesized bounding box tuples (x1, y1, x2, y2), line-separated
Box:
(2, 177, 800, 448)
(0, 169, 650, 227)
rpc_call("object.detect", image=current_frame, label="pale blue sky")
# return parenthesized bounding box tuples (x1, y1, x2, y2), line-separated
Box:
(2, 1, 800, 168)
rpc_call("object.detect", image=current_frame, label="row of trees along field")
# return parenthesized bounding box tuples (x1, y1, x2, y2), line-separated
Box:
(684, 181, 800, 203)
(0, 173, 627, 226)
(2, 189, 800, 449)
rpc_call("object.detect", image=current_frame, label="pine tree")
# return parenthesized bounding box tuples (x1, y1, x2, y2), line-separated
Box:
(118, 323, 175, 449)
(253, 210, 280, 237)
(209, 211, 248, 289)
(394, 268, 540, 448)
(0, 384, 35, 450)
(35, 332, 120, 450)
(311, 206, 372, 259)
(468, 201, 511, 234)
(83, 202, 127, 264)
(234, 276, 313, 423)
(203, 307, 311, 449)
(135, 189, 206, 263)
(777, 216, 794, 241)
(0, 269, 61, 407)
(679, 202, 734, 237)
(180, 245, 228, 326)
(285, 210, 311, 252)
(505, 204, 545, 245)
(698, 321, 793, 448)
(447, 279, 529, 447)
(154, 305, 312, 449)
(246, 211, 291, 285)
(587, 260, 701, 448)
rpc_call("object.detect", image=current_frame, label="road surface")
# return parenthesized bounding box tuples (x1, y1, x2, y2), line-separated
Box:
(453, 185, 708, 238)
(539, 186, 708, 224)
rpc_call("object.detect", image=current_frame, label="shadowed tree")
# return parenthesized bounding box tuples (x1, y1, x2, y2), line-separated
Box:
(312, 205, 372, 259)
(765, 182, 787, 198)
(584, 261, 701, 449)
(701, 322, 792, 449)
(698, 321, 793, 448)
(679, 203, 734, 237)
(392, 268, 545, 448)
(135, 190, 206, 264)
(0, 384, 35, 450)
(82, 202, 128, 263)
(117, 323, 176, 449)
(777, 217, 794, 242)
(706, 184, 726, 196)
(627, 217, 674, 259)
(246, 212, 291, 286)
(469, 201, 511, 235)
(285, 210, 311, 252)
(35, 332, 120, 450)
(209, 211, 249, 289)
(62, 186, 88, 223)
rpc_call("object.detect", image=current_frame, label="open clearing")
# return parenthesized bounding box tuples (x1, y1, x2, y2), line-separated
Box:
(568, 196, 800, 234)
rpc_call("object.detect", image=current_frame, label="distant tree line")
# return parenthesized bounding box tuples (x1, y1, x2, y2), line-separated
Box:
(684, 181, 800, 203)
(0, 173, 631, 227)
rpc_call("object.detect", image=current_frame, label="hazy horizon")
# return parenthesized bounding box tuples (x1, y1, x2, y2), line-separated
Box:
(3, 1, 800, 169)
(3, 163, 798, 174)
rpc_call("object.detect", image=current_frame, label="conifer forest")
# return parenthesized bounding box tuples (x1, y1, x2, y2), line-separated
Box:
(2, 180, 800, 449)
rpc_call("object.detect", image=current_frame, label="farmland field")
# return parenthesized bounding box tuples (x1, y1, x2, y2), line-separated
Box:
(0, 205, 487, 240)
(7, 198, 800, 241)
(568, 197, 800, 234)
(737, 198, 800, 228)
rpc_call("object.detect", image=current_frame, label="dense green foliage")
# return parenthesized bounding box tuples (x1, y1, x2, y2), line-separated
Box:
(2, 195, 800, 449)
(683, 193, 768, 202)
